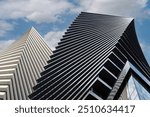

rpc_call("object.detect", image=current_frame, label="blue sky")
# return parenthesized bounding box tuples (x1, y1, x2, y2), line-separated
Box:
(0, 0, 150, 64)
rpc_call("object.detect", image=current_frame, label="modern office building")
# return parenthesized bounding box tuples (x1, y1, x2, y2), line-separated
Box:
(0, 27, 52, 100)
(29, 12, 150, 100)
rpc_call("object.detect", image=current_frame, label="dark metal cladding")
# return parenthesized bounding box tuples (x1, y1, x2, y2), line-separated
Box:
(29, 12, 150, 100)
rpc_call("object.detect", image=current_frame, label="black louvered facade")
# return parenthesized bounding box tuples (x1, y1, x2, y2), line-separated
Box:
(29, 12, 150, 100)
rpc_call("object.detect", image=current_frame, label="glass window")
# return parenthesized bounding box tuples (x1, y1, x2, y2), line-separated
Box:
(126, 75, 150, 100)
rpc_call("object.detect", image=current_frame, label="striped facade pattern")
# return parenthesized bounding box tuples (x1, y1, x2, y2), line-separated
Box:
(29, 12, 150, 100)
(0, 27, 52, 100)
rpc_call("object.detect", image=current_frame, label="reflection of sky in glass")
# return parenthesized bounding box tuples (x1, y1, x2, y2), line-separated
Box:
(127, 76, 150, 100)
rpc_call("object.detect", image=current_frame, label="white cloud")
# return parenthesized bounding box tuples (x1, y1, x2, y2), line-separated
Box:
(78, 0, 149, 18)
(0, 0, 76, 23)
(0, 0, 149, 26)
(0, 0, 149, 24)
(0, 0, 149, 36)
(0, 0, 150, 51)
(0, 20, 14, 37)
(44, 30, 65, 50)
(0, 40, 15, 52)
